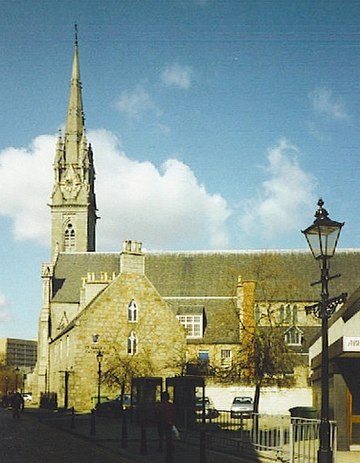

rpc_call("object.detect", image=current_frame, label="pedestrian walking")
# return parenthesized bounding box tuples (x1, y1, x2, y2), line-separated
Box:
(157, 391, 177, 462)
(11, 392, 24, 419)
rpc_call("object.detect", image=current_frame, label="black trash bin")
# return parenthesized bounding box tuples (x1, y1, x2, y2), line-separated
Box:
(289, 406, 317, 419)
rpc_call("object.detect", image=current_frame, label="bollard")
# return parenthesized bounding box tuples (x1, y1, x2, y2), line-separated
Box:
(71, 406, 75, 429)
(90, 408, 96, 436)
(140, 424, 147, 455)
(199, 425, 206, 463)
(121, 411, 128, 448)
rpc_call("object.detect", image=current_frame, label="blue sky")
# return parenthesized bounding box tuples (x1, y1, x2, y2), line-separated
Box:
(1, 0, 360, 339)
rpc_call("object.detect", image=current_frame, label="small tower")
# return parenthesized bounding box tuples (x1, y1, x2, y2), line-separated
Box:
(50, 28, 97, 259)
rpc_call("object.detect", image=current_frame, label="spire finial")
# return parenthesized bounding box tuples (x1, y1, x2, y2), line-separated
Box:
(74, 23, 78, 46)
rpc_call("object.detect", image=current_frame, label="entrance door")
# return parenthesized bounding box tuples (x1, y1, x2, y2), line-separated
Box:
(350, 388, 360, 447)
(64, 371, 69, 409)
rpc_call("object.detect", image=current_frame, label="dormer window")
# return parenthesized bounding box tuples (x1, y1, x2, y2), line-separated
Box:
(285, 326, 303, 346)
(177, 314, 203, 338)
(128, 299, 138, 322)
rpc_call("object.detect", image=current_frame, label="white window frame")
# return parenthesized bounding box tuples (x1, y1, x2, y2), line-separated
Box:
(177, 314, 203, 338)
(285, 326, 303, 346)
(220, 348, 232, 367)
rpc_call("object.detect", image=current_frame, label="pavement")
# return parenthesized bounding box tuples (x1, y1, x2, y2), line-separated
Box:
(336, 452, 360, 463)
(1, 406, 359, 463)
(0, 406, 258, 463)
(0, 407, 127, 463)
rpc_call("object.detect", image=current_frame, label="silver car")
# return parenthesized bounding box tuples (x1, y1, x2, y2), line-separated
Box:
(230, 396, 254, 418)
(195, 396, 219, 419)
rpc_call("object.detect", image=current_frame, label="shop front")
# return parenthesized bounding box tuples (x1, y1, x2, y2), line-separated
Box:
(309, 292, 360, 451)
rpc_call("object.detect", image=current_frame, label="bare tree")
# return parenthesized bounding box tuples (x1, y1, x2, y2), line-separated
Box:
(102, 349, 154, 399)
(212, 253, 305, 413)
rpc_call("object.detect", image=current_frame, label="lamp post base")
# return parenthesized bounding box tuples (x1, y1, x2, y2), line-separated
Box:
(318, 448, 333, 463)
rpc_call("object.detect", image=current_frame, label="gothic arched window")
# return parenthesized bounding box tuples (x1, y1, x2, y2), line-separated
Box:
(127, 331, 138, 355)
(64, 223, 75, 251)
(254, 304, 261, 322)
(279, 305, 285, 323)
(128, 299, 138, 322)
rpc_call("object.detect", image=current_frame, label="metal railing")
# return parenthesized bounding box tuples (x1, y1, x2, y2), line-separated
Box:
(185, 410, 337, 462)
(289, 417, 337, 463)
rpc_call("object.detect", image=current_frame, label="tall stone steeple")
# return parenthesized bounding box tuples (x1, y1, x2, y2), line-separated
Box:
(50, 28, 97, 259)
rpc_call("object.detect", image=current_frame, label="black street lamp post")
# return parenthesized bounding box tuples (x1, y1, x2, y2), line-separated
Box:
(302, 199, 347, 463)
(15, 367, 19, 392)
(96, 350, 103, 406)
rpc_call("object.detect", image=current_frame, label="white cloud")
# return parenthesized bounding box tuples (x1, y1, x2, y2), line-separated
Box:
(309, 87, 349, 120)
(161, 63, 193, 89)
(0, 129, 231, 251)
(114, 85, 158, 119)
(240, 139, 316, 241)
(91, 129, 231, 249)
(0, 135, 53, 244)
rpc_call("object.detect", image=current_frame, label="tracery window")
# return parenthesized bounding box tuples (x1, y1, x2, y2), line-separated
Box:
(64, 223, 75, 251)
(279, 304, 298, 324)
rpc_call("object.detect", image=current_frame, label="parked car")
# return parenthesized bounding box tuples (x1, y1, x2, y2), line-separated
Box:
(195, 396, 219, 419)
(94, 398, 124, 418)
(22, 392, 32, 402)
(114, 393, 136, 410)
(230, 396, 254, 418)
(95, 394, 136, 417)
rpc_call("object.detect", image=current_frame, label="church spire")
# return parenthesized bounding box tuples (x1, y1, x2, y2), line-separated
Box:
(50, 27, 97, 259)
(64, 24, 85, 163)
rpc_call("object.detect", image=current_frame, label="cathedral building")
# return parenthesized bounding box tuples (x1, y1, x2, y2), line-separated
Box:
(32, 35, 360, 415)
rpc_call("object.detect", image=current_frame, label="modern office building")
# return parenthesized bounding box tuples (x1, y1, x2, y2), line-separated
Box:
(0, 338, 37, 372)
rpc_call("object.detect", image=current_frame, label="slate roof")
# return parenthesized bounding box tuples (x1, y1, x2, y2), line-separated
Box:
(145, 249, 360, 302)
(52, 249, 360, 304)
(50, 248, 360, 345)
(52, 252, 119, 303)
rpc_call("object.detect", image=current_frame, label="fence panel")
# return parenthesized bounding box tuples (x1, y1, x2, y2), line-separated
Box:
(185, 410, 337, 463)
(290, 418, 337, 463)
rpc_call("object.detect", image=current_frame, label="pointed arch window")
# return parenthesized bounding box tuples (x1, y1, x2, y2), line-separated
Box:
(127, 331, 138, 355)
(254, 303, 261, 322)
(128, 299, 138, 322)
(292, 305, 298, 324)
(279, 304, 298, 325)
(279, 305, 285, 323)
(66, 335, 70, 357)
(64, 223, 76, 251)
